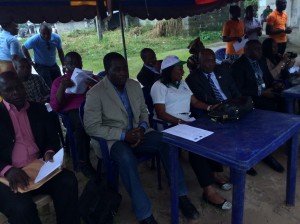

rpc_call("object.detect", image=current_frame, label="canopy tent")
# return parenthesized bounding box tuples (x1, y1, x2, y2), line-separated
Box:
(120, 0, 241, 20)
(0, 0, 241, 23)
(0, 0, 101, 23)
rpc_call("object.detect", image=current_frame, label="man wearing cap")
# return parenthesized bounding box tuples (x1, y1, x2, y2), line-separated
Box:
(84, 52, 200, 224)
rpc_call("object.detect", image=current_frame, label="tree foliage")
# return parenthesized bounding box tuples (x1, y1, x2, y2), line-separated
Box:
(244, 0, 259, 7)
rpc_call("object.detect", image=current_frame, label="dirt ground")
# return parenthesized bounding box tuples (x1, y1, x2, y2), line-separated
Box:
(35, 38, 300, 224)
(37, 144, 300, 224)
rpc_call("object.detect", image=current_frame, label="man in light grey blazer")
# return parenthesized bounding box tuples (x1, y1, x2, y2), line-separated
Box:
(84, 52, 199, 224)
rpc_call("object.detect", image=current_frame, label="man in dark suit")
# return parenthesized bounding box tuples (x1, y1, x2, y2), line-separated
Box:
(231, 40, 285, 173)
(186, 48, 240, 106)
(137, 48, 161, 89)
(137, 48, 161, 123)
(231, 40, 285, 112)
(186, 49, 261, 176)
(0, 71, 79, 224)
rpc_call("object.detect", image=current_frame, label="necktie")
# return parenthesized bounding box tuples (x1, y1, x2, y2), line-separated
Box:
(251, 61, 265, 95)
(207, 73, 223, 101)
(251, 61, 263, 83)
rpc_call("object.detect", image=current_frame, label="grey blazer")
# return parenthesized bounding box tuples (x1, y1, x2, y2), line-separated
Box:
(84, 77, 151, 149)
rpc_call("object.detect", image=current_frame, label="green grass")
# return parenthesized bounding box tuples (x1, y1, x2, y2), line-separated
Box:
(21, 28, 221, 78)
(59, 28, 222, 78)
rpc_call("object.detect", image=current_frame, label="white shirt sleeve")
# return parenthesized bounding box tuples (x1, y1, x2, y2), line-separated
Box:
(150, 81, 167, 104)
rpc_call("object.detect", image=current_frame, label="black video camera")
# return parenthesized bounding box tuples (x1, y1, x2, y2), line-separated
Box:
(287, 52, 298, 59)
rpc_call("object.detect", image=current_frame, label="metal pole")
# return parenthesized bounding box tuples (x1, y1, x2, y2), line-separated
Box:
(95, 16, 103, 41)
(119, 10, 127, 61)
(95, 0, 103, 41)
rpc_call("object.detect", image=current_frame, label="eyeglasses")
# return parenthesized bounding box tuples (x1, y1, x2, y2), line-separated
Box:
(46, 42, 51, 50)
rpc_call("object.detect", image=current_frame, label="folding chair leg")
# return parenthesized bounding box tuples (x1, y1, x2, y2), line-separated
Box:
(156, 155, 162, 190)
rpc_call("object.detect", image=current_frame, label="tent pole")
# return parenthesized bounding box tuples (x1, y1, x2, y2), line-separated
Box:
(119, 10, 127, 61)
(95, 16, 103, 41)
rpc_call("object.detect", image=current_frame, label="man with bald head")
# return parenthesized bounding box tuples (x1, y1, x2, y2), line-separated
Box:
(137, 48, 161, 89)
(22, 23, 65, 87)
(0, 72, 79, 224)
(186, 48, 240, 106)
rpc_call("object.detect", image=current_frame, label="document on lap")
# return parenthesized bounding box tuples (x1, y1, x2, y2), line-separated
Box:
(65, 68, 97, 94)
(162, 124, 213, 142)
(45, 103, 52, 112)
(0, 148, 64, 193)
(34, 148, 64, 183)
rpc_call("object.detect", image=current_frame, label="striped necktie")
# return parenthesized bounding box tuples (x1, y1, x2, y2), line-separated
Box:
(207, 73, 223, 101)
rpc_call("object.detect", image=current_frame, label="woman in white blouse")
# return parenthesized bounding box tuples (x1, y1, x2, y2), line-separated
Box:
(150, 55, 232, 210)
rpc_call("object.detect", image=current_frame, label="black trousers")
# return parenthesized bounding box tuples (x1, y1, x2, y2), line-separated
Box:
(0, 169, 80, 224)
(189, 152, 223, 188)
(277, 42, 287, 55)
(66, 109, 91, 163)
(35, 63, 61, 88)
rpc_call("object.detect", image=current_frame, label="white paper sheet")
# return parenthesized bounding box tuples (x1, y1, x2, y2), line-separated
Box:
(34, 148, 64, 183)
(65, 68, 96, 94)
(45, 103, 52, 112)
(233, 36, 248, 52)
(162, 124, 213, 142)
(289, 66, 300, 74)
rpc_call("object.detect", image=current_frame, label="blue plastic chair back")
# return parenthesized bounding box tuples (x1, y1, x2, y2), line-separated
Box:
(215, 48, 226, 64)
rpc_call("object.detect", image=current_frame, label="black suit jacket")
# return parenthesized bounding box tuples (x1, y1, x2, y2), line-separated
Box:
(186, 65, 240, 104)
(0, 102, 60, 171)
(231, 55, 275, 97)
(137, 65, 161, 88)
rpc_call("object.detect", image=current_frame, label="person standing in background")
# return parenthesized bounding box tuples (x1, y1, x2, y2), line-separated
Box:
(244, 5, 262, 40)
(261, 5, 273, 27)
(266, 0, 292, 55)
(0, 22, 23, 73)
(222, 5, 245, 63)
(22, 23, 65, 88)
(187, 37, 205, 72)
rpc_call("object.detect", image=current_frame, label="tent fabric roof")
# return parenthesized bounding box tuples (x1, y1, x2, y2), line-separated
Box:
(0, 1, 99, 23)
(120, 0, 241, 20)
(0, 0, 241, 23)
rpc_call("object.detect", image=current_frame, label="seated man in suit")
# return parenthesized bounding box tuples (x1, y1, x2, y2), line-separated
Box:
(50, 51, 96, 178)
(231, 39, 285, 173)
(137, 48, 161, 89)
(0, 72, 79, 224)
(186, 49, 257, 176)
(186, 48, 240, 107)
(231, 40, 285, 112)
(137, 48, 161, 124)
(84, 52, 200, 224)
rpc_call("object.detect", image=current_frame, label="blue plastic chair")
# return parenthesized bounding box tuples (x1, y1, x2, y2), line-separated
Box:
(215, 47, 226, 64)
(57, 112, 80, 171)
(79, 101, 162, 191)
